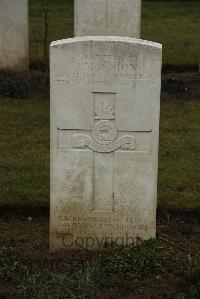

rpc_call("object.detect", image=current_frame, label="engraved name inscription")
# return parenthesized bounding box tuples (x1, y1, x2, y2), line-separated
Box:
(53, 53, 156, 87)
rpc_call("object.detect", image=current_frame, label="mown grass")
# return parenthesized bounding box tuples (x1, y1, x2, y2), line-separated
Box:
(0, 98, 49, 207)
(159, 99, 200, 208)
(29, 0, 200, 67)
(142, 1, 200, 66)
(0, 97, 199, 209)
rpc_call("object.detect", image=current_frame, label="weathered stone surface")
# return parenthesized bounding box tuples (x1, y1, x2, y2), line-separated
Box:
(74, 0, 141, 38)
(0, 0, 29, 71)
(50, 36, 162, 250)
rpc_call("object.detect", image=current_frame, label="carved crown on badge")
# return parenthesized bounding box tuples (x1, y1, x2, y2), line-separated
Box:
(94, 103, 115, 120)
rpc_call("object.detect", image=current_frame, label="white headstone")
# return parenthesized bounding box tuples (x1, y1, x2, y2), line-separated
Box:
(50, 36, 162, 250)
(0, 0, 29, 71)
(74, 0, 141, 38)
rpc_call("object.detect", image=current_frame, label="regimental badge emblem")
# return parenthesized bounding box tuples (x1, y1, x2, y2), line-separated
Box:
(73, 92, 136, 152)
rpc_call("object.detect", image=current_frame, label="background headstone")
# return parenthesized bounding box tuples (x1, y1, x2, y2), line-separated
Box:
(74, 0, 141, 38)
(50, 36, 162, 250)
(0, 0, 29, 71)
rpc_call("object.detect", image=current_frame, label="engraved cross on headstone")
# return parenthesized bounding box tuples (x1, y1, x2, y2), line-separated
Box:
(58, 92, 146, 212)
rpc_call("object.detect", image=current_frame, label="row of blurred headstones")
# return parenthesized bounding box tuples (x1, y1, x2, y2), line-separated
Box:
(0, 0, 142, 71)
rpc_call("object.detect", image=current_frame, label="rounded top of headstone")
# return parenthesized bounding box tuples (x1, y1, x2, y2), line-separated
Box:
(50, 36, 162, 50)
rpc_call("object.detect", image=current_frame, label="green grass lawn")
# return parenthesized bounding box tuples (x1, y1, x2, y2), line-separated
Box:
(29, 0, 200, 67)
(0, 97, 199, 209)
(0, 98, 49, 207)
(159, 100, 200, 208)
